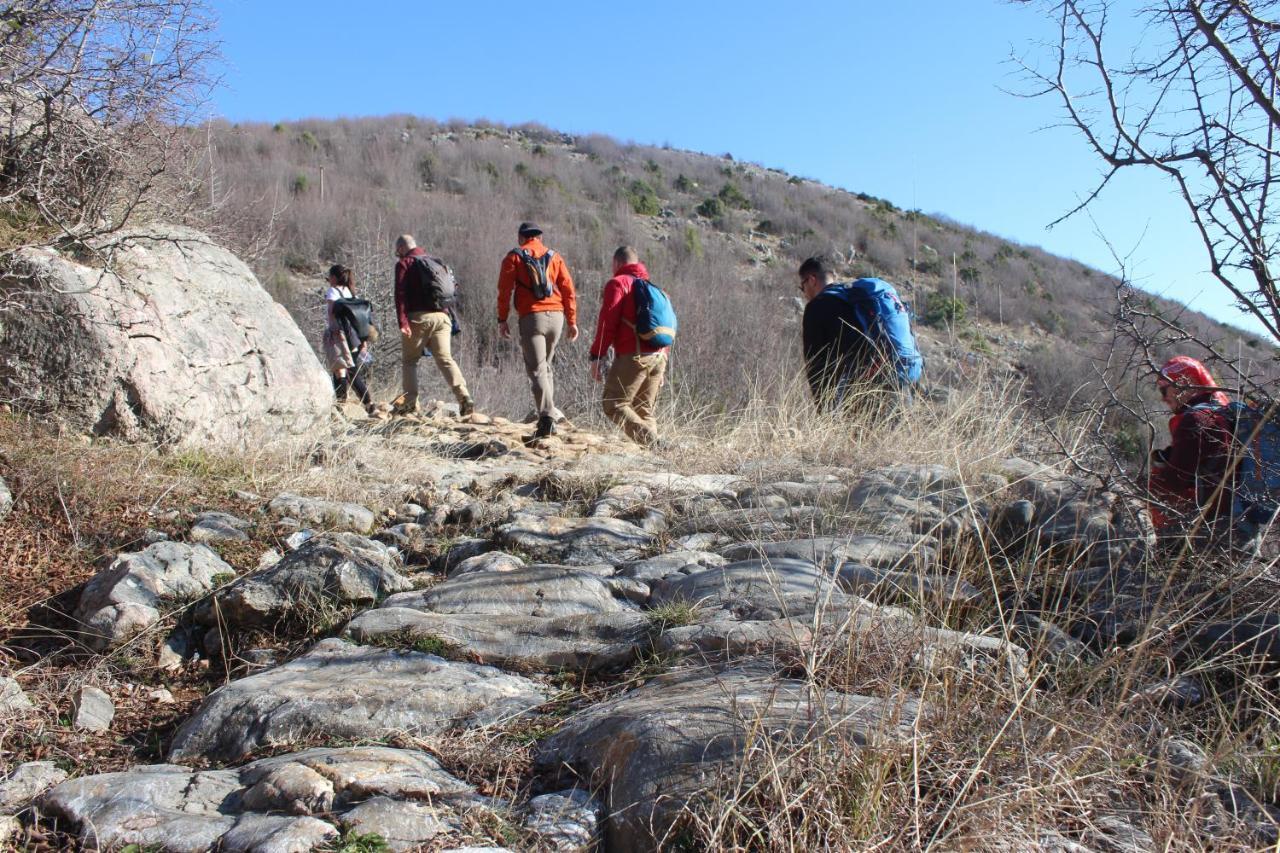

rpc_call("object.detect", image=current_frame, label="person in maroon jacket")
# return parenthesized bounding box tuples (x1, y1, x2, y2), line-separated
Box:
(393, 234, 473, 416)
(1149, 355, 1235, 536)
(588, 246, 668, 446)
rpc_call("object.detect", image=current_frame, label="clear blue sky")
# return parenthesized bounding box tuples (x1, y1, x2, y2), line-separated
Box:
(207, 0, 1262, 336)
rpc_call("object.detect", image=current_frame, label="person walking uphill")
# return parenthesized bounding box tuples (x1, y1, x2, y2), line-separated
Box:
(394, 234, 474, 416)
(589, 246, 672, 447)
(797, 256, 923, 413)
(497, 222, 578, 438)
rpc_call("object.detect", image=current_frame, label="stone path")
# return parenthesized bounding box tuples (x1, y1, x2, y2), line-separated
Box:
(7, 412, 1279, 850)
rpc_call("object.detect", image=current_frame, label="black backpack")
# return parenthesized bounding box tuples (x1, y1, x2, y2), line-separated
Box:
(409, 254, 457, 310)
(332, 297, 375, 343)
(513, 247, 556, 299)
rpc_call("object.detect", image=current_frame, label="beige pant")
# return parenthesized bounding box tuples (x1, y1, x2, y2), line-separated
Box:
(401, 311, 470, 408)
(603, 351, 666, 445)
(519, 311, 563, 417)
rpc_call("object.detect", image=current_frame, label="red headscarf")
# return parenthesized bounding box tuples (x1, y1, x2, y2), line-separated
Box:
(1158, 356, 1230, 408)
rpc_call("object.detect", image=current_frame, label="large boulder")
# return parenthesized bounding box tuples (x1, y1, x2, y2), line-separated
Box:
(76, 541, 232, 651)
(537, 666, 918, 851)
(39, 746, 476, 852)
(168, 638, 548, 762)
(0, 225, 332, 448)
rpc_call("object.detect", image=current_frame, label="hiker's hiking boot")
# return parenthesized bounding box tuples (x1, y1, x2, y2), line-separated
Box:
(390, 395, 417, 416)
(458, 397, 475, 417)
(534, 414, 556, 439)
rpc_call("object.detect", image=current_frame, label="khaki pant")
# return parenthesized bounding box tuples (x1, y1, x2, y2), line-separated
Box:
(518, 311, 563, 417)
(603, 351, 666, 445)
(401, 311, 470, 408)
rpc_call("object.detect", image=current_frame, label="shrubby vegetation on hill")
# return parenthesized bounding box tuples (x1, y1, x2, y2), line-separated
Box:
(200, 115, 1270, 422)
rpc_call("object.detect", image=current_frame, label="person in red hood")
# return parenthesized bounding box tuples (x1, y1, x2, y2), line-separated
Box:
(1149, 355, 1235, 534)
(588, 246, 668, 447)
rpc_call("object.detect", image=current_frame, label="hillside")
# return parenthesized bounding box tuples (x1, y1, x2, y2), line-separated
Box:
(201, 116, 1273, 423)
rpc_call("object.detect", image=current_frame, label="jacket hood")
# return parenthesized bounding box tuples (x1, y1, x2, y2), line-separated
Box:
(615, 262, 648, 279)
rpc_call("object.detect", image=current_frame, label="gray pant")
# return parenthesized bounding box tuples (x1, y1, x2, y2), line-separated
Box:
(519, 311, 564, 417)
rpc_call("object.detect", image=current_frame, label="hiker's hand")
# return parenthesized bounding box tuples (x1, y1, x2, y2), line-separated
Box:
(399, 324, 410, 337)
(498, 322, 510, 340)
(591, 361, 604, 383)
(567, 323, 579, 342)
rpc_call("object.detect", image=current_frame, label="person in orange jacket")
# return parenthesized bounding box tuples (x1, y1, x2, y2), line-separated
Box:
(496, 222, 578, 438)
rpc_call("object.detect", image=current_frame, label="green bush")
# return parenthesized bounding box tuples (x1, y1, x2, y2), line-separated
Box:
(922, 292, 966, 327)
(290, 174, 309, 195)
(674, 174, 696, 193)
(696, 197, 725, 219)
(626, 179, 661, 216)
(683, 226, 704, 260)
(718, 182, 751, 210)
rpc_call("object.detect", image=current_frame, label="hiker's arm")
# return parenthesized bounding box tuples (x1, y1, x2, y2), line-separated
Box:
(803, 307, 841, 402)
(1151, 410, 1218, 494)
(590, 278, 624, 361)
(394, 259, 410, 334)
(496, 252, 518, 325)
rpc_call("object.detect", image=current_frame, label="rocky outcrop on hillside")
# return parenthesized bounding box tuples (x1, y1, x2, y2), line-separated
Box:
(0, 225, 332, 448)
(7, 412, 1280, 850)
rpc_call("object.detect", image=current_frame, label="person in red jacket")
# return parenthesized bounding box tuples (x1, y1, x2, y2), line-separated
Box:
(496, 222, 578, 438)
(589, 246, 668, 447)
(1149, 355, 1235, 536)
(394, 234, 473, 416)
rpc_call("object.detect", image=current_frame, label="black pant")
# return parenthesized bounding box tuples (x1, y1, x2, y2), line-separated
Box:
(333, 367, 371, 406)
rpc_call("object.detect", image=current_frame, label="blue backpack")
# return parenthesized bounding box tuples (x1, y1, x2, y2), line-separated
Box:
(630, 278, 677, 348)
(1193, 400, 1280, 527)
(822, 278, 924, 386)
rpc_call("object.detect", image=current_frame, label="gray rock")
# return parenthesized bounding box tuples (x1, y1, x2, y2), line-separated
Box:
(537, 666, 918, 852)
(672, 505, 815, 538)
(618, 550, 727, 585)
(0, 475, 11, 523)
(434, 537, 493, 573)
(404, 565, 629, 619)
(40, 746, 469, 852)
(198, 533, 409, 631)
(218, 814, 338, 853)
(189, 510, 251, 544)
(76, 541, 232, 650)
(523, 789, 602, 851)
(70, 685, 114, 732)
(0, 225, 333, 449)
(168, 638, 548, 762)
(347, 608, 652, 673)
(657, 618, 813, 661)
(449, 550, 526, 577)
(0, 761, 67, 814)
(1189, 613, 1280, 670)
(497, 514, 653, 565)
(0, 676, 32, 715)
(342, 796, 460, 851)
(651, 558, 851, 621)
(836, 562, 982, 608)
(158, 625, 194, 670)
(268, 493, 375, 533)
(1133, 675, 1205, 710)
(284, 528, 313, 549)
(722, 535, 936, 571)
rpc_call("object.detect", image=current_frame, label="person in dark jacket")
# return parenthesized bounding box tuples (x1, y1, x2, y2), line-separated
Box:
(1149, 355, 1237, 537)
(798, 256, 909, 412)
(393, 234, 473, 416)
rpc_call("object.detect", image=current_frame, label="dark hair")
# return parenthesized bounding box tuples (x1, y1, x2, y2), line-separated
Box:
(798, 256, 833, 280)
(328, 264, 355, 293)
(613, 245, 639, 266)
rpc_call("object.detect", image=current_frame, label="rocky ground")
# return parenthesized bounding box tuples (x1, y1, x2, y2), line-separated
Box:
(2, 406, 1280, 851)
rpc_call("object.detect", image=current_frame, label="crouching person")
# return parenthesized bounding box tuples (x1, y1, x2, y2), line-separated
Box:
(1149, 355, 1267, 554)
(588, 246, 674, 447)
